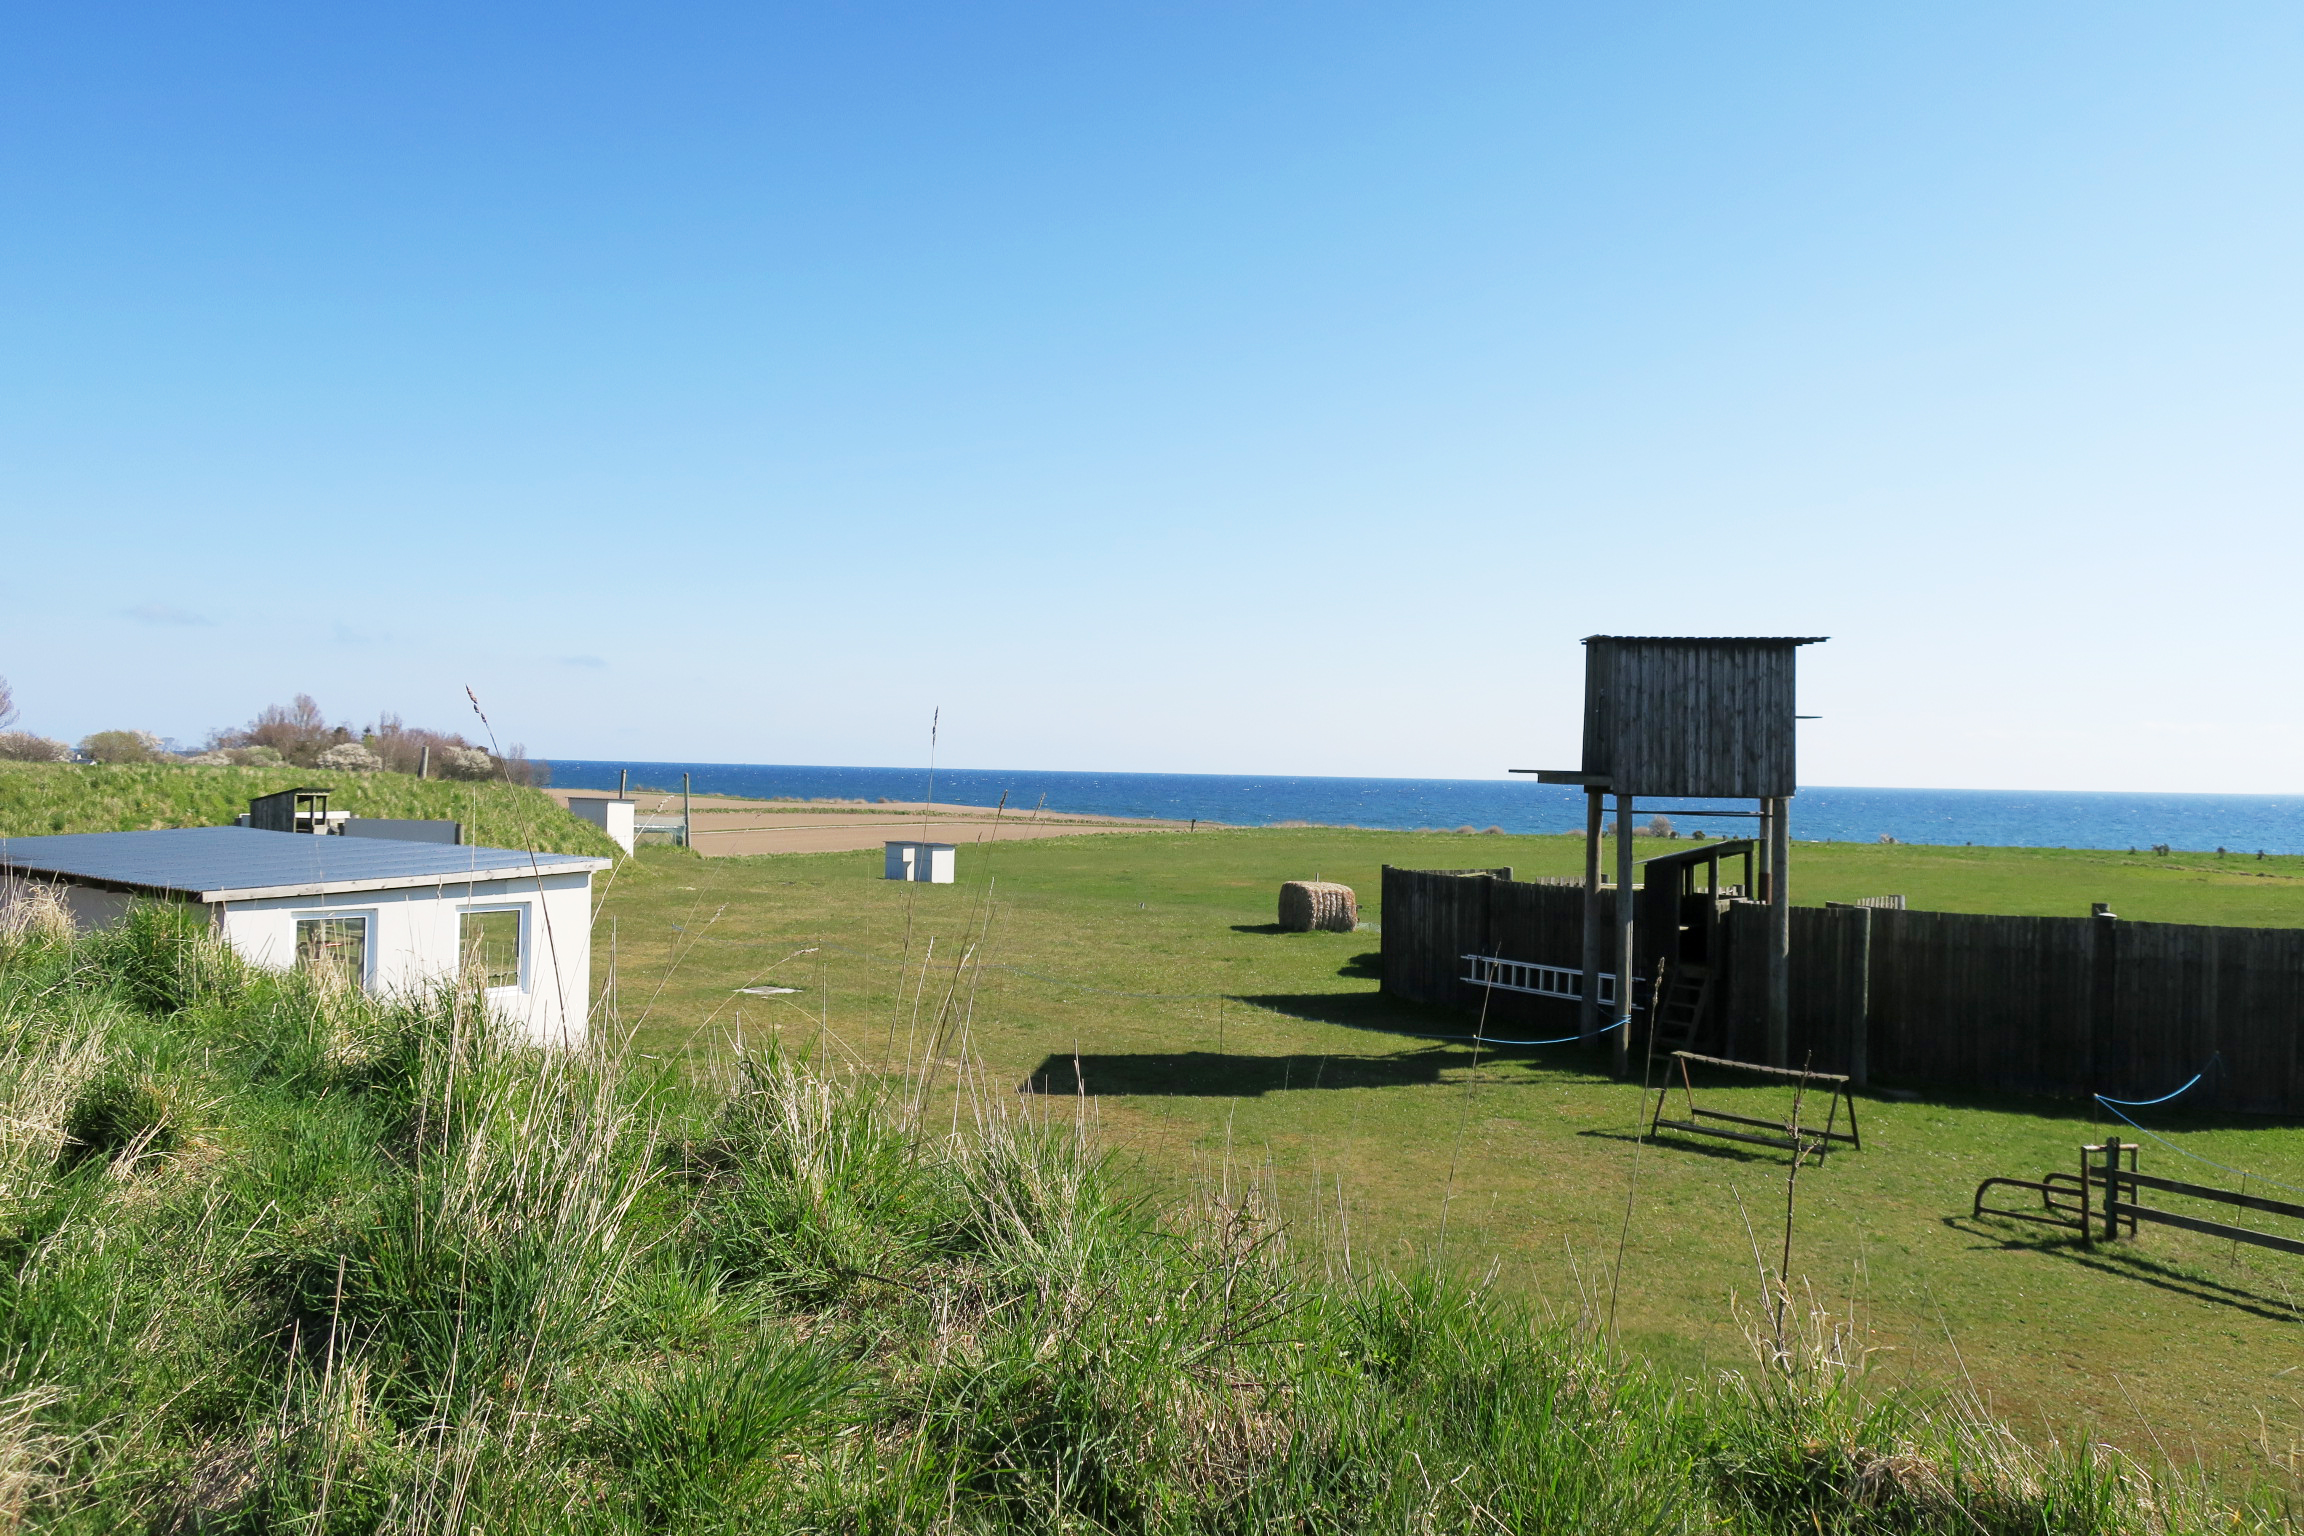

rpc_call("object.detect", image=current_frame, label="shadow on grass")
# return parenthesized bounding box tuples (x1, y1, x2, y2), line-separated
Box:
(1233, 990, 1614, 1067)
(1577, 1125, 1792, 1166)
(1949, 1216, 2304, 1324)
(1234, 988, 1488, 1035)
(1021, 1048, 1486, 1098)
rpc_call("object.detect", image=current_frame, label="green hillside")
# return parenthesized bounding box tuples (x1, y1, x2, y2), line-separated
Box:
(0, 761, 618, 858)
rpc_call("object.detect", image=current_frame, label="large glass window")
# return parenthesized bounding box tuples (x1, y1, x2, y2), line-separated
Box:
(459, 909, 522, 990)
(295, 916, 368, 987)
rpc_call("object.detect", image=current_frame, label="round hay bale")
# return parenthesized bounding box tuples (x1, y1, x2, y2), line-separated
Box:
(1278, 880, 1358, 933)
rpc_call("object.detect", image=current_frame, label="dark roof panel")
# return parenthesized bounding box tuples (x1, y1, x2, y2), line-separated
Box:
(1582, 635, 1827, 645)
(0, 826, 608, 902)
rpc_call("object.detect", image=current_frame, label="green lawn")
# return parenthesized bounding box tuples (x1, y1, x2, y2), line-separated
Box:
(597, 828, 2304, 1485)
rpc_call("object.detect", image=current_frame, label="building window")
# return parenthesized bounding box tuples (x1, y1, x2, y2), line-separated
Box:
(296, 916, 368, 987)
(460, 909, 522, 990)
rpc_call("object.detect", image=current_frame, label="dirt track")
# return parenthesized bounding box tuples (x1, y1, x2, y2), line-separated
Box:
(547, 789, 1199, 857)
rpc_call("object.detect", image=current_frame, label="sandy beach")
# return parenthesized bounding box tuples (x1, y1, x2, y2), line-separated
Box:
(547, 788, 1199, 857)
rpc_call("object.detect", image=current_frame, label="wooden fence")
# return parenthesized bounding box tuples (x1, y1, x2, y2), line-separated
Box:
(1379, 866, 2304, 1115)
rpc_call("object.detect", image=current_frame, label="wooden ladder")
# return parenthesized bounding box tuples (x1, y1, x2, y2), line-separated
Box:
(1650, 962, 1714, 1053)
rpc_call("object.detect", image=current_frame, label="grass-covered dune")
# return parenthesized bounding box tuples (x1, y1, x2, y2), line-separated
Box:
(0, 902, 2265, 1532)
(0, 761, 618, 859)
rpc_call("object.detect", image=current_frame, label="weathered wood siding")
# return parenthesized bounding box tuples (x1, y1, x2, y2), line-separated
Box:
(1383, 866, 2304, 1113)
(1579, 636, 1818, 798)
(1382, 866, 1613, 1033)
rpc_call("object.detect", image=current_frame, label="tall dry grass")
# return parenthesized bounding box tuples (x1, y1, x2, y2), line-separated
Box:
(0, 903, 2284, 1532)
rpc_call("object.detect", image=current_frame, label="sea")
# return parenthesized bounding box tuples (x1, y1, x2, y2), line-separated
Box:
(543, 761, 2304, 856)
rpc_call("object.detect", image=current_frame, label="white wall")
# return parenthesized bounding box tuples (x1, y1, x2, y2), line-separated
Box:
(215, 871, 596, 1047)
(883, 841, 956, 883)
(0, 878, 134, 932)
(566, 798, 636, 854)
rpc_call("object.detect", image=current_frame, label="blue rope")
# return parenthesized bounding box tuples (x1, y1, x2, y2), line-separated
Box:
(2095, 1071, 2206, 1108)
(2091, 1099, 2304, 1200)
(2090, 1053, 2304, 1199)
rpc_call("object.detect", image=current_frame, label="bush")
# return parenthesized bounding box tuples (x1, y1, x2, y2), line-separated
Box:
(0, 730, 70, 762)
(313, 743, 382, 772)
(434, 745, 497, 780)
(79, 730, 161, 765)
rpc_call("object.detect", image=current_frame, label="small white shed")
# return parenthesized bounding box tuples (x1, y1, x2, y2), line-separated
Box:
(565, 796, 637, 854)
(884, 840, 955, 883)
(0, 827, 609, 1047)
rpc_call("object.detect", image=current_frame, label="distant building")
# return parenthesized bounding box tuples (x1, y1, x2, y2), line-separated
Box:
(565, 797, 637, 854)
(884, 840, 955, 883)
(237, 787, 462, 844)
(0, 827, 607, 1046)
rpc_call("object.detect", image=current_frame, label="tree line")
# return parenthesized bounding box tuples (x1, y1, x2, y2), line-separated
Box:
(0, 677, 544, 784)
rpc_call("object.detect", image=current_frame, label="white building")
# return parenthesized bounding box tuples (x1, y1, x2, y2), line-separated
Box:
(884, 840, 955, 883)
(564, 796, 637, 854)
(0, 827, 608, 1047)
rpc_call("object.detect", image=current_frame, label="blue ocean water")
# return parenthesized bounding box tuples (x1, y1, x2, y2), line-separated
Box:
(545, 760, 2304, 855)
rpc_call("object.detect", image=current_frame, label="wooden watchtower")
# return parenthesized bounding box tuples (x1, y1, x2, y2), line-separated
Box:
(1520, 635, 1824, 1074)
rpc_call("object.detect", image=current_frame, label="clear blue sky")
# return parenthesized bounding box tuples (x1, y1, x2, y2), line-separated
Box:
(4, 4, 2298, 791)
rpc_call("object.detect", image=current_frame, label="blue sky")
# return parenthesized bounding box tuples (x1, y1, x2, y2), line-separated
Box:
(3, 3, 2299, 790)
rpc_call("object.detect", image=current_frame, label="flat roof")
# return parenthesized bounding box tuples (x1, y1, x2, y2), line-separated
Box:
(0, 826, 610, 903)
(1582, 635, 1828, 646)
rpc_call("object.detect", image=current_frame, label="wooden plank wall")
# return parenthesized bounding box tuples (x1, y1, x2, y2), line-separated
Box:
(1381, 865, 1610, 1031)
(1382, 867, 2304, 1113)
(1581, 639, 1805, 799)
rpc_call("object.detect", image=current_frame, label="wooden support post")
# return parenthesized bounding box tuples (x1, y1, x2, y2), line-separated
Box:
(1846, 904, 1870, 1088)
(2101, 1137, 2122, 1243)
(417, 744, 430, 780)
(2079, 1143, 2093, 1249)
(682, 771, 694, 849)
(1615, 793, 1635, 1078)
(1581, 788, 1603, 1043)
(1767, 795, 1791, 1068)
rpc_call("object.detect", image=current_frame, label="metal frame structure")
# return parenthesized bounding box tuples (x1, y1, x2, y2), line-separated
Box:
(1646, 1050, 1861, 1163)
(1975, 1137, 2304, 1257)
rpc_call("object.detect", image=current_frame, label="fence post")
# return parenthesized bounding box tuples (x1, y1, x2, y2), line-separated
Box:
(1580, 788, 1603, 1043)
(2078, 1144, 2093, 1249)
(1845, 906, 1871, 1088)
(2101, 1136, 2122, 1243)
(1766, 796, 1792, 1068)
(1615, 795, 1635, 1079)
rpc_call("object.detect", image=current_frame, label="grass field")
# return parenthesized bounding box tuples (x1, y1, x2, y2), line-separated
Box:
(597, 827, 2304, 1486)
(3, 891, 2272, 1529)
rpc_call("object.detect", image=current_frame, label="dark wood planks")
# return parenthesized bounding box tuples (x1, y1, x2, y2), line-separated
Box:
(1381, 866, 2304, 1112)
(1580, 637, 1817, 799)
